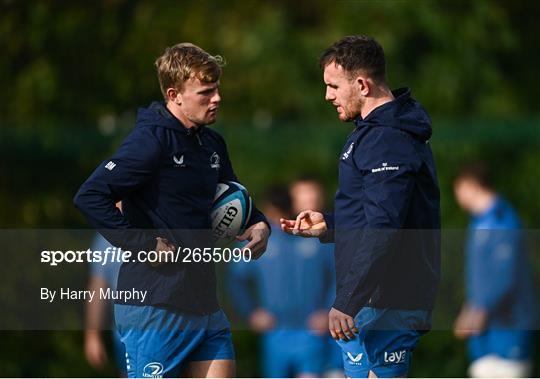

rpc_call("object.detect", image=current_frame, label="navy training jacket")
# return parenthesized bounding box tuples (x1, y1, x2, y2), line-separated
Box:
(74, 101, 268, 314)
(322, 88, 441, 317)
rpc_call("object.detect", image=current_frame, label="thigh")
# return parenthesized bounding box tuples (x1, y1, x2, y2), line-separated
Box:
(183, 359, 235, 378)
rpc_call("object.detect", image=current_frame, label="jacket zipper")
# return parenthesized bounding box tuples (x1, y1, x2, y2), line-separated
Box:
(195, 132, 202, 146)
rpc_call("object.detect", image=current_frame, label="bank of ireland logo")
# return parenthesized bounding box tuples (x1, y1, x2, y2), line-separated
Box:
(142, 362, 164, 378)
(210, 152, 220, 169)
(347, 352, 363, 366)
(371, 162, 400, 173)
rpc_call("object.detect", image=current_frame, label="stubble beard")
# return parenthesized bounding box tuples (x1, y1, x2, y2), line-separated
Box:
(340, 90, 364, 122)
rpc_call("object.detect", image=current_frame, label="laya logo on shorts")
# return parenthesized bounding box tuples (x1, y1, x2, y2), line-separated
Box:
(341, 142, 354, 160)
(384, 349, 407, 364)
(142, 362, 164, 378)
(347, 352, 363, 365)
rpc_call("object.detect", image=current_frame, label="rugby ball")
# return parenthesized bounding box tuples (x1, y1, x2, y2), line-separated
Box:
(211, 181, 252, 247)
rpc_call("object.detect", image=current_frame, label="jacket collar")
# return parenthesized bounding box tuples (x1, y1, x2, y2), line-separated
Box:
(353, 87, 411, 128)
(149, 101, 206, 135)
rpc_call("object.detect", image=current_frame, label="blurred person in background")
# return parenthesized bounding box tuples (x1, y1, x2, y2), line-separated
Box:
(453, 162, 537, 378)
(228, 181, 341, 377)
(85, 232, 126, 377)
(289, 176, 344, 377)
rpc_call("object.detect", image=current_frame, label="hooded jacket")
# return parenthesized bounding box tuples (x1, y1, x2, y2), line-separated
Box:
(322, 88, 441, 316)
(74, 102, 268, 314)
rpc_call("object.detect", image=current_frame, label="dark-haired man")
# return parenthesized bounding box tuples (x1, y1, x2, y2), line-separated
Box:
(74, 43, 270, 378)
(281, 35, 440, 377)
(453, 163, 536, 377)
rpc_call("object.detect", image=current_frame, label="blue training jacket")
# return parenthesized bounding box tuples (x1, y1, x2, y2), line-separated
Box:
(228, 224, 335, 328)
(322, 88, 441, 316)
(466, 196, 536, 328)
(74, 101, 267, 314)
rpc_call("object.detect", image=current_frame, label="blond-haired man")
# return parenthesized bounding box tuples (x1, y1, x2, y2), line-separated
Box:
(75, 43, 270, 378)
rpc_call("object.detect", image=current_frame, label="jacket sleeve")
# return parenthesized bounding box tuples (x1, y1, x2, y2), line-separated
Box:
(319, 212, 335, 243)
(324, 243, 337, 309)
(332, 129, 420, 316)
(216, 133, 270, 230)
(73, 127, 162, 252)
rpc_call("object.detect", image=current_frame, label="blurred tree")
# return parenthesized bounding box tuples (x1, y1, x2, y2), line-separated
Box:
(0, 1, 539, 377)
(0, 0, 538, 124)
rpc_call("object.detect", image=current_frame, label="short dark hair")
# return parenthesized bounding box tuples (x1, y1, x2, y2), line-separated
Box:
(320, 35, 386, 83)
(294, 173, 322, 186)
(455, 161, 494, 190)
(263, 185, 292, 214)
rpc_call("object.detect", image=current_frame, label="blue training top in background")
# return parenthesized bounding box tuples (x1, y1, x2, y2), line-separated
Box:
(466, 196, 536, 329)
(228, 224, 335, 328)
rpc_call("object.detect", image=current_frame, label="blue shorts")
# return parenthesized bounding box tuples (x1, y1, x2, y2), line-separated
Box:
(336, 307, 431, 378)
(114, 304, 234, 378)
(261, 330, 340, 377)
(468, 329, 535, 361)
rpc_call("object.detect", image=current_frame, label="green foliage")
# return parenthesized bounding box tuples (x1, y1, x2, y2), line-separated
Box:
(1, 0, 540, 376)
(1, 0, 539, 124)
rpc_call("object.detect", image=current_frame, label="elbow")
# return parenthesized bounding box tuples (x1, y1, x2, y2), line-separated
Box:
(73, 185, 93, 215)
(73, 188, 85, 212)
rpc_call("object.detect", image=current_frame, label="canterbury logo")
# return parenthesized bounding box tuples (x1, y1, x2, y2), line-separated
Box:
(347, 352, 363, 364)
(173, 155, 184, 166)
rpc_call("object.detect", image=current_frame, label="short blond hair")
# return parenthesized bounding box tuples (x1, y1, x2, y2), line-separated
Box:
(155, 43, 224, 100)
